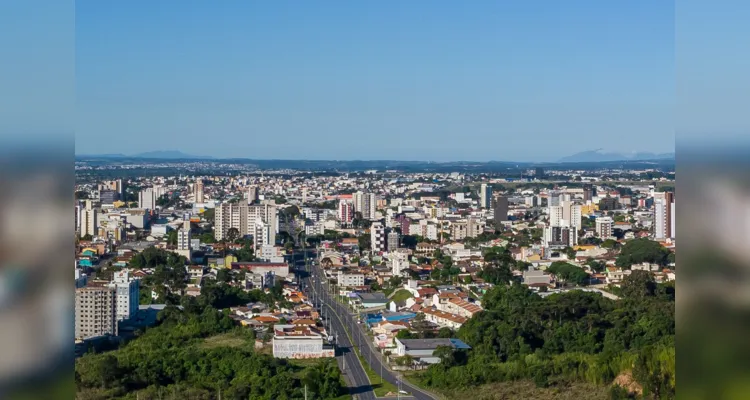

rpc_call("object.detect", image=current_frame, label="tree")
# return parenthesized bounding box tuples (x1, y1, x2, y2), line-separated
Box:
(616, 238, 671, 267)
(547, 261, 590, 286)
(76, 354, 120, 389)
(621, 270, 657, 300)
(226, 227, 240, 243)
(128, 201, 138, 208)
(586, 259, 607, 273)
(433, 345, 456, 366)
(402, 235, 418, 249)
(202, 208, 215, 223)
(200, 232, 216, 244)
(236, 241, 255, 262)
(437, 327, 454, 338)
(396, 330, 416, 340)
(411, 313, 433, 338)
(166, 230, 178, 246)
(284, 241, 295, 252)
(563, 246, 577, 260)
(358, 234, 371, 254)
(216, 269, 232, 283)
(81, 234, 93, 241)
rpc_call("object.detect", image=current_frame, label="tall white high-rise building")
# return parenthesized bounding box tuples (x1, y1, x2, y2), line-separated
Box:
(389, 249, 410, 276)
(215, 202, 277, 243)
(549, 206, 564, 227)
(653, 192, 675, 240)
(138, 187, 163, 210)
(480, 184, 492, 209)
(561, 201, 582, 230)
(75, 201, 82, 234)
(194, 179, 204, 203)
(109, 270, 139, 322)
(80, 200, 98, 238)
(353, 191, 377, 220)
(177, 227, 191, 256)
(253, 222, 273, 253)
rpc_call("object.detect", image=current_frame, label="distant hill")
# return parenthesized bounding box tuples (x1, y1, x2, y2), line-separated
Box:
(76, 153, 127, 158)
(76, 150, 213, 160)
(133, 150, 213, 159)
(558, 150, 675, 163)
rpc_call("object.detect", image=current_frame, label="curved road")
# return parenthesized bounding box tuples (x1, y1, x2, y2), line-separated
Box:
(300, 253, 437, 400)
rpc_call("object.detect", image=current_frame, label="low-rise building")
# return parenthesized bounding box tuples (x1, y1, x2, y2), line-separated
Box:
(272, 324, 334, 359)
(394, 338, 471, 364)
(337, 271, 365, 287)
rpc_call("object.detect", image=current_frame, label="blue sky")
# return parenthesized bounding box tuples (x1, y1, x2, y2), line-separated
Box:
(75, 1, 675, 161)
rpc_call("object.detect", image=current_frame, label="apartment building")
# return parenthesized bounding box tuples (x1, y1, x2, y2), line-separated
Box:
(337, 271, 365, 287)
(596, 216, 614, 238)
(387, 231, 400, 251)
(338, 200, 354, 225)
(480, 183, 492, 209)
(353, 191, 376, 220)
(371, 222, 386, 253)
(193, 179, 204, 203)
(494, 196, 509, 225)
(79, 200, 97, 238)
(138, 186, 165, 210)
(215, 202, 278, 244)
(653, 191, 675, 240)
(109, 270, 140, 321)
(75, 285, 117, 340)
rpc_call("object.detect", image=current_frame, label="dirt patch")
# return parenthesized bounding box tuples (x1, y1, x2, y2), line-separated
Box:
(612, 371, 643, 396)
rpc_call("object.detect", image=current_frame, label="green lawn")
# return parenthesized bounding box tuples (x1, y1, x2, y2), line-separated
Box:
(390, 289, 414, 303)
(199, 331, 253, 350)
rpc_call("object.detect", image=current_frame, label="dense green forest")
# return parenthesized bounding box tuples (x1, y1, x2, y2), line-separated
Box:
(418, 271, 675, 399)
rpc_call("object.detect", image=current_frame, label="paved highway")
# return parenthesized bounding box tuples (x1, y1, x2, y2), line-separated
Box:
(298, 253, 376, 400)
(300, 253, 437, 400)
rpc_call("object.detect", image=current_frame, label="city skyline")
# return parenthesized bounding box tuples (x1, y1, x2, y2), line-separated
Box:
(75, 1, 674, 161)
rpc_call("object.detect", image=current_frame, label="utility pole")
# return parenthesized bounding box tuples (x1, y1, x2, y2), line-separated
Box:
(304, 384, 308, 400)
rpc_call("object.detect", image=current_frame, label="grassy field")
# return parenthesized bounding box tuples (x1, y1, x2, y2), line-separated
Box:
(390, 289, 414, 303)
(401, 373, 610, 400)
(199, 331, 251, 350)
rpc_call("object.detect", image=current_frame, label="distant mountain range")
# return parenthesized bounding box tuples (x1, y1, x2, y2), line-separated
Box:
(557, 149, 675, 163)
(76, 149, 674, 164)
(77, 150, 213, 160)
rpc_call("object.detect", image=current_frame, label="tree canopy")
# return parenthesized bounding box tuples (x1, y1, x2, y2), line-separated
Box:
(420, 283, 675, 397)
(616, 238, 671, 268)
(547, 262, 590, 286)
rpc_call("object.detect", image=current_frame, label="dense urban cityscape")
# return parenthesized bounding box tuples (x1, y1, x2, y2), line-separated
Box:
(74, 157, 676, 399)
